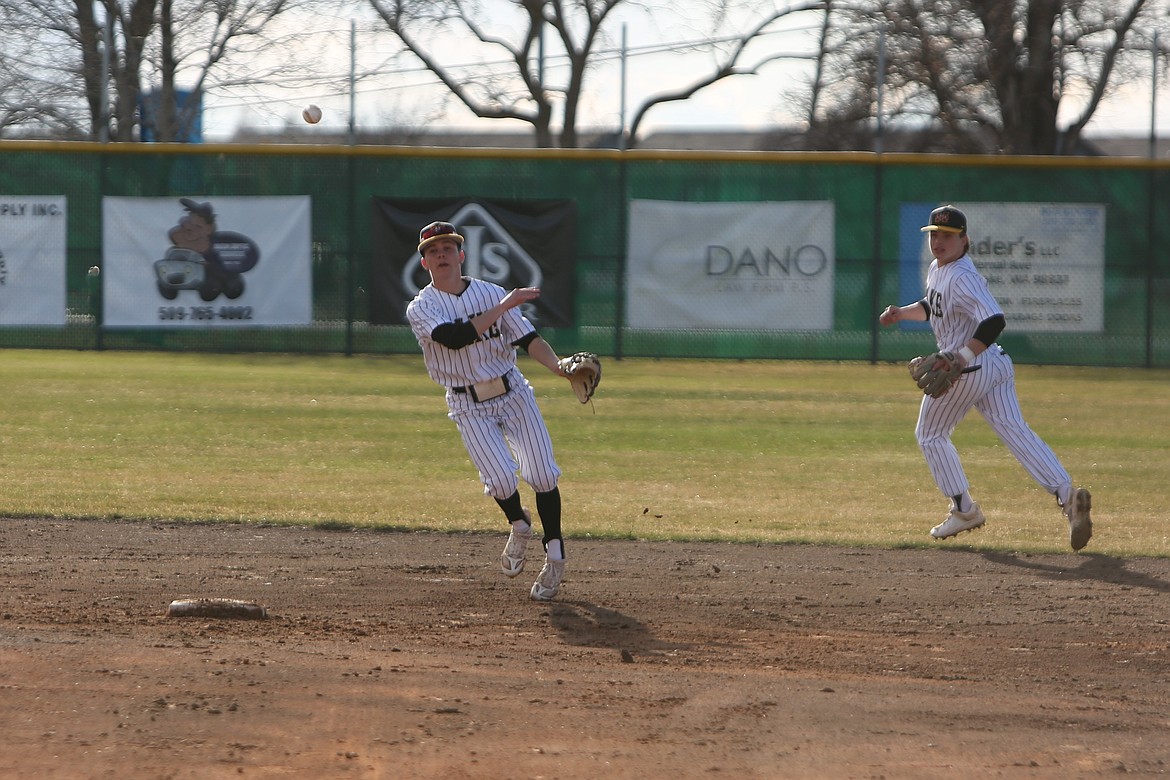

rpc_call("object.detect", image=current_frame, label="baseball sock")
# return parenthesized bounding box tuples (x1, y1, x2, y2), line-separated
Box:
(535, 487, 563, 555)
(951, 492, 974, 513)
(545, 538, 565, 560)
(495, 491, 528, 528)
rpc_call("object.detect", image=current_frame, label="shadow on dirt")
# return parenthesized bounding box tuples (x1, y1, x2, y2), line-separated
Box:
(980, 550, 1170, 593)
(548, 600, 691, 657)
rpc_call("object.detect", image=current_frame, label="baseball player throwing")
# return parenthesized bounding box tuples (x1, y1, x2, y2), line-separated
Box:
(879, 205, 1093, 550)
(406, 220, 572, 600)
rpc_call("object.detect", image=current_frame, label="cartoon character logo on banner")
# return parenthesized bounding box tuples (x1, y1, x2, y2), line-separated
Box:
(154, 198, 261, 301)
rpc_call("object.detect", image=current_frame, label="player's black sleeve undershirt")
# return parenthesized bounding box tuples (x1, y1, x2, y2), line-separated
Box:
(973, 314, 1006, 347)
(431, 321, 479, 349)
(917, 301, 1005, 347)
(513, 332, 539, 352)
(430, 323, 540, 352)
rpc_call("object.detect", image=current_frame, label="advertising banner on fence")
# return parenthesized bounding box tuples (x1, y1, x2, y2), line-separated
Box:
(0, 196, 67, 326)
(102, 196, 312, 327)
(898, 202, 1106, 333)
(370, 199, 576, 328)
(626, 200, 835, 331)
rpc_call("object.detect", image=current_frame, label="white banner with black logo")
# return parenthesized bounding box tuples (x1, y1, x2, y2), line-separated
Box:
(626, 200, 835, 330)
(0, 196, 67, 325)
(102, 196, 312, 327)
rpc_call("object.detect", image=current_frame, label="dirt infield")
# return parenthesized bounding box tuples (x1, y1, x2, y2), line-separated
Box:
(2, 518, 1168, 779)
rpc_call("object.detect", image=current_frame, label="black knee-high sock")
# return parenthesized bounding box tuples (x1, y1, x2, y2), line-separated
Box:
(494, 491, 525, 525)
(535, 487, 562, 547)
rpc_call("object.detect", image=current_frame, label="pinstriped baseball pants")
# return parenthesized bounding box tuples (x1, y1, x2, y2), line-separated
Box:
(447, 369, 561, 500)
(915, 348, 1072, 505)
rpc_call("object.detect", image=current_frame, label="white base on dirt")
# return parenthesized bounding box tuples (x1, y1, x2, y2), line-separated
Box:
(166, 598, 267, 619)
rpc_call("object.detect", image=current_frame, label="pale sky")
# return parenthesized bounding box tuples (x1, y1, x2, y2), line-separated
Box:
(200, 2, 1167, 143)
(204, 2, 821, 140)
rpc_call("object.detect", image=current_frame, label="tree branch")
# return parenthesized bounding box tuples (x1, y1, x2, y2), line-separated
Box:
(628, 1, 825, 147)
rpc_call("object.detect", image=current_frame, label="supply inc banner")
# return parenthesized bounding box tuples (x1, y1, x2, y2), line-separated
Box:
(0, 196, 67, 325)
(370, 198, 576, 328)
(898, 202, 1105, 332)
(626, 200, 835, 330)
(102, 196, 312, 327)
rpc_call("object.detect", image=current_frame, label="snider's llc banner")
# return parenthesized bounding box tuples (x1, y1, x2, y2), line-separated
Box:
(898, 202, 1105, 333)
(370, 198, 576, 328)
(102, 196, 312, 327)
(626, 200, 836, 330)
(0, 196, 67, 325)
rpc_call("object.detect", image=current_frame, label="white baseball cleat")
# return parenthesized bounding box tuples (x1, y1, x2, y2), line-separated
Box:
(529, 558, 565, 601)
(930, 503, 987, 540)
(500, 511, 533, 577)
(1066, 488, 1093, 551)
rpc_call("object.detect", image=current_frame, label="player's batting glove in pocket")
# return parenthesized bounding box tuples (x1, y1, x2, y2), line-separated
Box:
(468, 376, 509, 402)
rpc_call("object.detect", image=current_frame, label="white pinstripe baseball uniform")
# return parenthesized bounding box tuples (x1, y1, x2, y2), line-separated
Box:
(407, 277, 561, 499)
(917, 253, 1072, 503)
(882, 204, 1091, 550)
(406, 219, 569, 600)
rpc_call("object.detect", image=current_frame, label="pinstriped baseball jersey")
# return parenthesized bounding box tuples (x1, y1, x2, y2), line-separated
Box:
(917, 350, 1070, 501)
(448, 369, 562, 496)
(890, 206, 1089, 547)
(916, 252, 1072, 509)
(407, 277, 535, 388)
(925, 254, 1002, 353)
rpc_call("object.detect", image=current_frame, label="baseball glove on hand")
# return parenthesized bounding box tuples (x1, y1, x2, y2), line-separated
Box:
(909, 350, 965, 398)
(559, 352, 602, 404)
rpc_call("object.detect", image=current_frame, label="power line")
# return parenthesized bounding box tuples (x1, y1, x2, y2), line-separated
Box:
(208, 17, 825, 112)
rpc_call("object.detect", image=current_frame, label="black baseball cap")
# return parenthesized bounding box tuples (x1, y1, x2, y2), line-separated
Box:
(417, 221, 465, 253)
(920, 205, 967, 235)
(179, 198, 215, 222)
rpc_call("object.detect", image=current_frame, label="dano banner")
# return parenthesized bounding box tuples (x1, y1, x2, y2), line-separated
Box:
(625, 200, 836, 331)
(898, 202, 1106, 333)
(0, 196, 67, 325)
(102, 196, 312, 327)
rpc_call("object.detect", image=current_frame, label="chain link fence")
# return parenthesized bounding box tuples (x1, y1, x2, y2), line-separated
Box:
(1, 141, 1165, 367)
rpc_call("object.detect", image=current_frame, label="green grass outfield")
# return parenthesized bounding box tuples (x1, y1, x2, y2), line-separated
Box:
(1, 349, 1164, 557)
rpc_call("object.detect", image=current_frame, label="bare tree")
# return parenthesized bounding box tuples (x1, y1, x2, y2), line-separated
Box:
(143, 0, 300, 141)
(113, 0, 161, 141)
(0, 1, 106, 137)
(0, 0, 171, 140)
(366, 0, 825, 148)
(0, 0, 306, 141)
(806, 0, 1170, 154)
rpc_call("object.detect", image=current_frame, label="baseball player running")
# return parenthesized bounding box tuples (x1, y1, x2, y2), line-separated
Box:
(878, 205, 1093, 550)
(406, 220, 572, 600)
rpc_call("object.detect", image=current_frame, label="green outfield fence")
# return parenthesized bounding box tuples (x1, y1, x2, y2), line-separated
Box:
(1, 140, 1168, 367)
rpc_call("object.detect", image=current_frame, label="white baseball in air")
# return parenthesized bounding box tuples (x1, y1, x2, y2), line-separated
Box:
(302, 104, 323, 124)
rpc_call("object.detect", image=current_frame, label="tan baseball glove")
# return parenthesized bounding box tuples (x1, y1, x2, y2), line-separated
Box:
(558, 352, 601, 404)
(909, 350, 964, 398)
